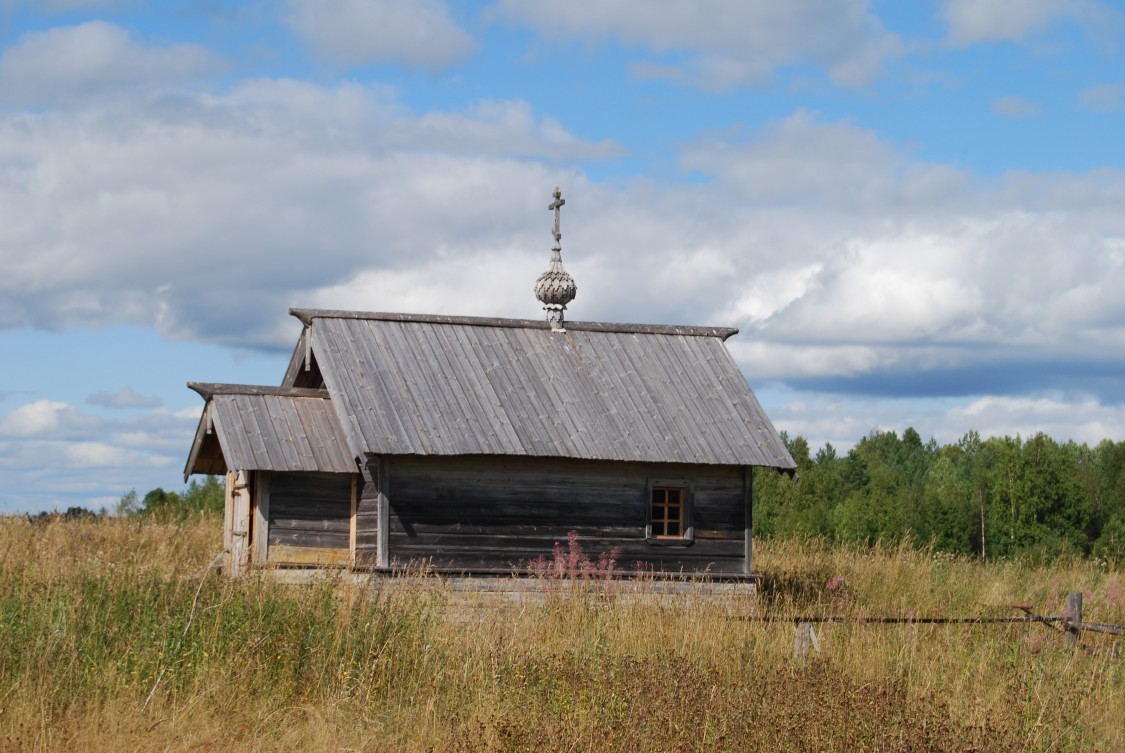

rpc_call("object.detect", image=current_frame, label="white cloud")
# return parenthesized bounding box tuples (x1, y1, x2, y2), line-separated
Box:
(939, 0, 1120, 46)
(764, 389, 1125, 453)
(679, 111, 971, 211)
(0, 21, 223, 106)
(0, 400, 69, 436)
(731, 341, 886, 380)
(0, 398, 200, 510)
(493, 0, 903, 89)
(0, 399, 190, 448)
(949, 394, 1125, 445)
(408, 100, 621, 161)
(3, 85, 1123, 401)
(63, 441, 172, 469)
(0, 79, 615, 347)
(669, 112, 1125, 412)
(285, 0, 475, 70)
(309, 246, 552, 319)
(992, 95, 1043, 118)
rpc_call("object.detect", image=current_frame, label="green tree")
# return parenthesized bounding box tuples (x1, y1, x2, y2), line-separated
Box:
(115, 489, 140, 517)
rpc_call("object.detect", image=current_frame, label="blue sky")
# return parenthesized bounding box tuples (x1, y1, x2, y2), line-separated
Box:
(1, 0, 1123, 512)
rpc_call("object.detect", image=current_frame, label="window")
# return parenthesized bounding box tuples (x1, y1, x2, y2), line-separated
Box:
(651, 486, 684, 537)
(647, 481, 693, 544)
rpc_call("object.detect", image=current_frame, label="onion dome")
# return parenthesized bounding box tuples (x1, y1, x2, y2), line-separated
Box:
(535, 187, 577, 330)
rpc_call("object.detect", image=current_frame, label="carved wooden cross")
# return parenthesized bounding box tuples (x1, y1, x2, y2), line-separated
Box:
(548, 187, 565, 243)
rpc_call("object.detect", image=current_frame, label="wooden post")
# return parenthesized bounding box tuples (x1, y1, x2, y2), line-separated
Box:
(794, 622, 820, 662)
(743, 466, 753, 575)
(375, 456, 390, 569)
(1065, 592, 1083, 649)
(223, 471, 234, 575)
(252, 472, 270, 565)
(349, 474, 358, 569)
(230, 470, 251, 577)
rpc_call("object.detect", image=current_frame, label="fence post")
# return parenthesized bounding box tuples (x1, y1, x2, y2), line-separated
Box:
(1065, 592, 1083, 649)
(794, 622, 821, 662)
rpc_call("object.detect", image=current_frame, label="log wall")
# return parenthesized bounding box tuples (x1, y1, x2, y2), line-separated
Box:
(378, 456, 747, 574)
(266, 472, 352, 563)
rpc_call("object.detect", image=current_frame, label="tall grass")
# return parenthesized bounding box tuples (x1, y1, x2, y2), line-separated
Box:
(0, 516, 1121, 752)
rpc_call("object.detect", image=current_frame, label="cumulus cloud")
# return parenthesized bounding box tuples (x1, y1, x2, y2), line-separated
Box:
(678, 111, 971, 211)
(7, 80, 1123, 406)
(3, 75, 1124, 413)
(938, 0, 1120, 46)
(0, 398, 198, 511)
(950, 393, 1125, 444)
(673, 112, 1125, 408)
(0, 400, 70, 436)
(493, 0, 903, 90)
(764, 389, 1125, 452)
(87, 387, 163, 409)
(63, 441, 172, 469)
(285, 0, 475, 70)
(0, 399, 185, 446)
(0, 21, 223, 106)
(0, 78, 615, 349)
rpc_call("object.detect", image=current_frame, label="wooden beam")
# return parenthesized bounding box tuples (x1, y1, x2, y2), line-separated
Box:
(230, 470, 251, 577)
(743, 466, 753, 576)
(268, 545, 349, 567)
(187, 382, 329, 400)
(223, 470, 234, 576)
(253, 472, 271, 565)
(375, 456, 390, 569)
(349, 474, 358, 569)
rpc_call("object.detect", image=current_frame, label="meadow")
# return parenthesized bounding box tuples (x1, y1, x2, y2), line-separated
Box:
(0, 514, 1121, 752)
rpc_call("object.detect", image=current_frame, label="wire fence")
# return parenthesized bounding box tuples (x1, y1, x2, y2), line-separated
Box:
(740, 592, 1121, 660)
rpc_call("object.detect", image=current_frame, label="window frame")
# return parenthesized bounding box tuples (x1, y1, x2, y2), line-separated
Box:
(645, 479, 694, 546)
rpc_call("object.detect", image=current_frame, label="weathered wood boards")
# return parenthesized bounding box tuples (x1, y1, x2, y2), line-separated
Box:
(379, 455, 748, 574)
(304, 312, 795, 469)
(265, 472, 352, 564)
(228, 470, 251, 577)
(223, 458, 755, 575)
(183, 387, 354, 481)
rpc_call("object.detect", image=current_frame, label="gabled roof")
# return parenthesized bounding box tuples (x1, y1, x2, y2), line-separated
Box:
(289, 309, 795, 470)
(183, 384, 355, 480)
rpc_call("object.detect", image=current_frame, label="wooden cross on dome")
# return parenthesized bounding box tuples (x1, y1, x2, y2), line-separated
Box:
(548, 187, 565, 247)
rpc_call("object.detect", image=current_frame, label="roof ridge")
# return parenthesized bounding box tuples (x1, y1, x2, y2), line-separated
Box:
(289, 308, 738, 340)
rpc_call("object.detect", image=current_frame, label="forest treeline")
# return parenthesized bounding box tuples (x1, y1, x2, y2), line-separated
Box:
(754, 429, 1125, 563)
(24, 476, 225, 525)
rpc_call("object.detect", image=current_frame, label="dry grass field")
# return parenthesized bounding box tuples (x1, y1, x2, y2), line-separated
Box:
(1, 514, 1121, 752)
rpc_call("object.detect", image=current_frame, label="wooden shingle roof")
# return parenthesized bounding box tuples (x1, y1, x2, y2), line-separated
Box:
(183, 384, 355, 480)
(292, 309, 795, 470)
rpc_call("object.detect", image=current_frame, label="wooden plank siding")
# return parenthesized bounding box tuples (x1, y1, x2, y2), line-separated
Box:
(374, 455, 747, 574)
(266, 472, 354, 563)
